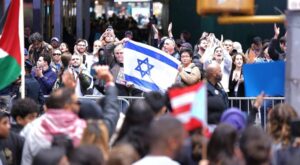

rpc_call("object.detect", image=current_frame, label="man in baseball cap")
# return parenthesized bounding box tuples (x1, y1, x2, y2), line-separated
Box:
(50, 37, 60, 49)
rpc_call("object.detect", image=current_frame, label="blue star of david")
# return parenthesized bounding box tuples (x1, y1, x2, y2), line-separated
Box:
(135, 58, 154, 78)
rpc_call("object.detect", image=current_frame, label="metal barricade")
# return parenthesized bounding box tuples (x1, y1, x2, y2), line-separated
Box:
(228, 97, 285, 129)
(48, 94, 285, 128)
(118, 96, 285, 129)
(82, 95, 131, 114)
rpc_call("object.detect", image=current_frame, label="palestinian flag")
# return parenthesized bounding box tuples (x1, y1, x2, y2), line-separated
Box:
(0, 0, 24, 90)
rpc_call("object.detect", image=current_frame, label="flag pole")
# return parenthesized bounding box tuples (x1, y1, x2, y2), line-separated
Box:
(19, 0, 25, 99)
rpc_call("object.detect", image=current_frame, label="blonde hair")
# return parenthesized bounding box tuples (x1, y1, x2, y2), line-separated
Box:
(81, 120, 110, 160)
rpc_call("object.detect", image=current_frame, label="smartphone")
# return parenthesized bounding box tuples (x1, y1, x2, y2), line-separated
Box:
(290, 119, 300, 137)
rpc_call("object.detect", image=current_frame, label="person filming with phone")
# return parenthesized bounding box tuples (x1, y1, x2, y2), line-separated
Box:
(32, 53, 57, 95)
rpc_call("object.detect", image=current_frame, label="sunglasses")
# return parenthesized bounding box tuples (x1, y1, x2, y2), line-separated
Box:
(53, 53, 61, 56)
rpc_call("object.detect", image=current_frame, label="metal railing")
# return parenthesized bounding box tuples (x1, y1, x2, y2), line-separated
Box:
(80, 95, 131, 114)
(228, 97, 285, 128)
(116, 96, 285, 128)
(2, 94, 285, 128)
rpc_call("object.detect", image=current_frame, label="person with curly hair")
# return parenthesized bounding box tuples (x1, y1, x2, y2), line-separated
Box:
(267, 103, 298, 164)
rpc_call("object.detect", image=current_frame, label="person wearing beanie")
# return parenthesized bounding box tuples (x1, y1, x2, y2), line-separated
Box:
(220, 107, 246, 133)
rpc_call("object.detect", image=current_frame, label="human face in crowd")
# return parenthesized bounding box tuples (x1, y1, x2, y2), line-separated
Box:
(52, 49, 62, 63)
(214, 65, 223, 82)
(180, 52, 192, 67)
(163, 39, 175, 54)
(60, 43, 69, 53)
(114, 46, 124, 64)
(223, 40, 233, 53)
(214, 47, 223, 63)
(280, 42, 287, 52)
(0, 117, 10, 138)
(51, 40, 60, 49)
(93, 40, 102, 54)
(17, 113, 38, 127)
(104, 32, 115, 43)
(199, 39, 208, 50)
(37, 56, 46, 69)
(76, 41, 87, 54)
(71, 55, 81, 68)
(24, 27, 31, 37)
(32, 40, 43, 50)
(234, 54, 244, 68)
(252, 43, 262, 52)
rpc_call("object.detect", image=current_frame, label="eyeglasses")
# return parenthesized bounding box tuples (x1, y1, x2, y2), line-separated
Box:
(53, 53, 61, 56)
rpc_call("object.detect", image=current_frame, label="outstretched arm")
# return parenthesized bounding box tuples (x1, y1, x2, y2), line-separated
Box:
(95, 65, 119, 137)
(268, 24, 281, 61)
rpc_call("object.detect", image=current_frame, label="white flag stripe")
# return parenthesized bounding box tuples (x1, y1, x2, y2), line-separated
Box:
(0, 48, 8, 58)
(171, 92, 196, 109)
(123, 41, 180, 91)
(124, 49, 178, 85)
(176, 111, 192, 123)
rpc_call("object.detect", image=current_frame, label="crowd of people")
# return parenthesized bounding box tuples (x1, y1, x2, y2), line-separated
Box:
(0, 20, 295, 165)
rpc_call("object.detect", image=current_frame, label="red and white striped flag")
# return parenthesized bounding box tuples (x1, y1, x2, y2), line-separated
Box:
(169, 82, 207, 131)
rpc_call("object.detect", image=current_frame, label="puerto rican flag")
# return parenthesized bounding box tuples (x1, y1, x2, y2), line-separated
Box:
(169, 82, 207, 131)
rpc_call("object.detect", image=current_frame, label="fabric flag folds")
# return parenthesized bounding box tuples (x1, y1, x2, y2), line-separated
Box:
(123, 40, 180, 92)
(169, 82, 207, 131)
(0, 0, 23, 90)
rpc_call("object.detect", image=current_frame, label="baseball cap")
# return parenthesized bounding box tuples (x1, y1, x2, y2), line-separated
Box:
(51, 37, 60, 42)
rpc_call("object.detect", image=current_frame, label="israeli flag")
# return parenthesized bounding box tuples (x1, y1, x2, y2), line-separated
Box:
(124, 40, 180, 92)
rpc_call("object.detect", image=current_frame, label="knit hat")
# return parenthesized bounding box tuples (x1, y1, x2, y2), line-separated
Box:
(220, 107, 246, 133)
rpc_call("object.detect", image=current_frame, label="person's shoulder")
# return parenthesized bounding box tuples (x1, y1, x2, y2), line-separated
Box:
(20, 117, 42, 138)
(43, 41, 53, 50)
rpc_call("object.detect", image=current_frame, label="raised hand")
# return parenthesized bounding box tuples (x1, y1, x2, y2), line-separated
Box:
(94, 65, 114, 83)
(274, 23, 280, 39)
(253, 91, 265, 109)
(168, 22, 173, 38)
(152, 24, 158, 34)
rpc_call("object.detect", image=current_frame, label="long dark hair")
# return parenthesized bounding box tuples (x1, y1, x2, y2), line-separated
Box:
(207, 124, 238, 165)
(114, 99, 155, 157)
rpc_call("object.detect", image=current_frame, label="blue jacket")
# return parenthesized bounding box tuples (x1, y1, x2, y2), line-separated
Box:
(25, 74, 45, 107)
(32, 67, 57, 95)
